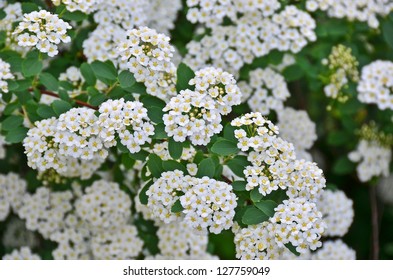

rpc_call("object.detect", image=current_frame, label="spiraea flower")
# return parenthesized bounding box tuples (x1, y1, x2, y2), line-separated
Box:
(163, 89, 223, 145)
(2, 247, 41, 260)
(318, 190, 354, 237)
(75, 180, 132, 233)
(357, 60, 393, 110)
(98, 98, 155, 154)
(0, 59, 14, 96)
(0, 173, 27, 221)
(51, 0, 102, 14)
(311, 239, 356, 260)
(13, 10, 72, 57)
(118, 26, 176, 100)
(189, 67, 242, 115)
(277, 108, 317, 160)
(147, 0, 183, 35)
(240, 68, 290, 115)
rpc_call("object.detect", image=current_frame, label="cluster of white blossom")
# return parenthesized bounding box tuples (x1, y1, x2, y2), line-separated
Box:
(18, 187, 73, 239)
(240, 68, 290, 115)
(146, 170, 237, 234)
(2, 218, 39, 249)
(0, 59, 14, 97)
(306, 0, 393, 28)
(0, 2, 22, 32)
(2, 247, 41, 260)
(0, 173, 27, 221)
(357, 60, 393, 110)
(277, 108, 317, 160)
(311, 240, 356, 260)
(349, 139, 391, 182)
(13, 10, 72, 57)
(75, 180, 132, 233)
(147, 0, 182, 35)
(118, 26, 176, 100)
(152, 142, 196, 161)
(163, 89, 223, 145)
(270, 197, 325, 253)
(58, 66, 85, 97)
(98, 98, 155, 153)
(23, 117, 105, 180)
(51, 0, 102, 14)
(318, 190, 354, 237)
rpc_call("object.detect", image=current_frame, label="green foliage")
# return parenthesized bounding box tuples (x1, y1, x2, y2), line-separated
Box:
(176, 62, 195, 92)
(196, 158, 216, 178)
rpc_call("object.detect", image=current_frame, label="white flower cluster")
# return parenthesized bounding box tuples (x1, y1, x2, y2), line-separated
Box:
(185, 4, 316, 76)
(306, 0, 393, 28)
(311, 240, 356, 260)
(18, 187, 73, 239)
(118, 26, 176, 100)
(349, 139, 391, 182)
(240, 68, 290, 115)
(51, 0, 102, 14)
(270, 197, 325, 253)
(317, 190, 354, 237)
(152, 142, 196, 161)
(14, 10, 72, 57)
(0, 173, 27, 221)
(2, 247, 41, 260)
(357, 60, 393, 110)
(91, 225, 143, 259)
(0, 59, 14, 97)
(163, 89, 223, 145)
(155, 221, 213, 259)
(147, 0, 183, 35)
(75, 180, 132, 233)
(0, 2, 22, 32)
(146, 170, 237, 234)
(23, 117, 105, 180)
(277, 108, 317, 160)
(98, 98, 155, 154)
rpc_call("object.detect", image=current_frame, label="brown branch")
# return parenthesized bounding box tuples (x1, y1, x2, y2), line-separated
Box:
(45, 0, 54, 9)
(370, 184, 380, 260)
(221, 175, 233, 184)
(29, 88, 98, 110)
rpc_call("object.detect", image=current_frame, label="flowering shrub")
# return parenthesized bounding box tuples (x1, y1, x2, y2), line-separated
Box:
(0, 0, 392, 260)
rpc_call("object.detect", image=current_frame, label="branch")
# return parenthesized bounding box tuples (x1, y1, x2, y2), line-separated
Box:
(45, 0, 54, 9)
(29, 88, 98, 110)
(221, 175, 233, 184)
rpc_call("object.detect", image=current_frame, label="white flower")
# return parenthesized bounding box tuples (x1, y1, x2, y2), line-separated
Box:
(2, 247, 40, 260)
(312, 239, 356, 260)
(0, 173, 27, 221)
(0, 59, 14, 96)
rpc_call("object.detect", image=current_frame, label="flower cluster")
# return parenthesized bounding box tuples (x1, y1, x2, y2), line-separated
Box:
(13, 10, 72, 57)
(118, 26, 176, 100)
(0, 173, 27, 221)
(317, 190, 354, 237)
(306, 0, 393, 28)
(0, 59, 14, 97)
(349, 139, 391, 182)
(163, 89, 223, 145)
(152, 142, 196, 161)
(240, 68, 290, 115)
(51, 0, 102, 14)
(75, 180, 132, 233)
(311, 240, 356, 260)
(357, 60, 393, 110)
(146, 170, 237, 234)
(277, 108, 317, 160)
(2, 247, 41, 260)
(147, 0, 183, 35)
(270, 197, 325, 253)
(0, 2, 22, 32)
(98, 98, 155, 154)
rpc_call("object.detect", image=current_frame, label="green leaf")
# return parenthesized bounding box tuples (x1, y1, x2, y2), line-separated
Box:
(176, 63, 195, 92)
(152, 123, 168, 139)
(52, 100, 72, 116)
(37, 105, 56, 119)
(88, 87, 107, 106)
(147, 154, 164, 178)
(254, 200, 277, 218)
(162, 160, 187, 173)
(39, 73, 59, 91)
(80, 63, 96, 86)
(1, 115, 24, 131)
(5, 127, 29, 143)
(382, 20, 393, 49)
(118, 70, 136, 89)
(91, 61, 117, 81)
(196, 158, 215, 178)
(61, 10, 87, 22)
(147, 106, 164, 124)
(128, 149, 149, 161)
(171, 200, 184, 213)
(327, 131, 352, 147)
(168, 138, 183, 159)
(242, 206, 269, 225)
(140, 95, 166, 110)
(283, 65, 304, 82)
(333, 156, 355, 175)
(223, 123, 237, 142)
(3, 102, 21, 116)
(139, 180, 153, 205)
(232, 180, 247, 191)
(250, 188, 263, 202)
(22, 3, 40, 13)
(211, 139, 239, 156)
(22, 58, 43, 77)
(121, 153, 135, 169)
(226, 155, 248, 178)
(0, 31, 6, 44)
(285, 243, 300, 257)
(0, 11, 6, 21)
